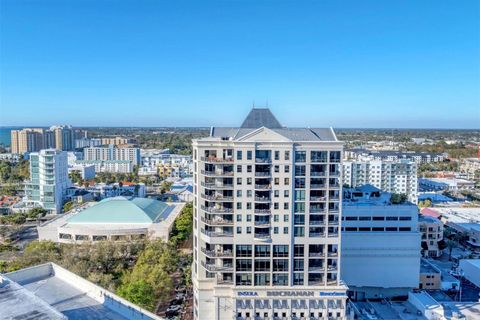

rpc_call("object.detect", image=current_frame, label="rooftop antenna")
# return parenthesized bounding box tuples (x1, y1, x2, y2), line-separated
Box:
(252, 100, 255, 109)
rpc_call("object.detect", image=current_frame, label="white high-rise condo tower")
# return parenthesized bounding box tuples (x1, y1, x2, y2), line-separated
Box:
(192, 108, 348, 320)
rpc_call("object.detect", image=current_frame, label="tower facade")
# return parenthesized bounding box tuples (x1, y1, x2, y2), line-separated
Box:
(24, 149, 69, 214)
(192, 108, 348, 320)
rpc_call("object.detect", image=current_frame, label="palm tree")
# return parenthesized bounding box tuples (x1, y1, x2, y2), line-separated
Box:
(446, 239, 456, 261)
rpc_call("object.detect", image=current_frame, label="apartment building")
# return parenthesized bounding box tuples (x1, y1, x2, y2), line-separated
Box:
(342, 159, 418, 203)
(100, 137, 134, 145)
(341, 185, 421, 300)
(344, 149, 448, 164)
(192, 108, 347, 320)
(418, 216, 443, 258)
(11, 126, 75, 154)
(11, 128, 52, 154)
(75, 137, 102, 149)
(83, 145, 140, 166)
(50, 125, 75, 151)
(460, 158, 480, 180)
(24, 149, 70, 214)
(75, 160, 133, 173)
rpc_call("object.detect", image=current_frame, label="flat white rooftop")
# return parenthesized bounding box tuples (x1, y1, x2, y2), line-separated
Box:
(2, 263, 162, 320)
(434, 207, 480, 224)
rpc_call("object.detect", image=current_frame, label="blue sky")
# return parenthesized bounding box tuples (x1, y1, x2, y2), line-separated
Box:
(0, 0, 479, 128)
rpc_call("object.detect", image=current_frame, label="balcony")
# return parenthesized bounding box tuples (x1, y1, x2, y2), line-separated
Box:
(201, 156, 234, 163)
(201, 182, 234, 190)
(310, 196, 326, 202)
(254, 209, 271, 215)
(201, 217, 234, 226)
(327, 265, 338, 272)
(216, 276, 234, 285)
(329, 171, 341, 177)
(328, 251, 338, 257)
(254, 220, 270, 227)
(310, 232, 325, 237)
(310, 208, 326, 214)
(327, 280, 338, 286)
(309, 252, 325, 257)
(309, 220, 325, 226)
(201, 261, 233, 272)
(201, 205, 234, 213)
(201, 247, 233, 258)
(254, 196, 270, 202)
(328, 233, 339, 238)
(202, 194, 234, 201)
(309, 266, 325, 272)
(310, 184, 326, 189)
(255, 158, 271, 164)
(201, 169, 234, 177)
(254, 184, 271, 190)
(311, 171, 327, 177)
(328, 220, 339, 226)
(254, 233, 271, 241)
(255, 172, 271, 177)
(201, 230, 234, 238)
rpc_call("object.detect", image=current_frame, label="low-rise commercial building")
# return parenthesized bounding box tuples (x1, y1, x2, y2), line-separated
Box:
(68, 163, 96, 180)
(341, 185, 421, 300)
(431, 207, 480, 248)
(38, 196, 185, 243)
(419, 259, 441, 290)
(419, 177, 475, 192)
(85, 182, 146, 199)
(459, 259, 480, 288)
(418, 216, 444, 258)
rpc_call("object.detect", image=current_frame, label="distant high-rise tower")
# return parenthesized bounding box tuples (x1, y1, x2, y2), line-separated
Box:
(11, 125, 75, 154)
(24, 149, 69, 214)
(50, 125, 75, 151)
(192, 108, 348, 320)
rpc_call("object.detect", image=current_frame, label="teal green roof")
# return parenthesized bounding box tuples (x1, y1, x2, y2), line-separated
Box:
(67, 197, 172, 224)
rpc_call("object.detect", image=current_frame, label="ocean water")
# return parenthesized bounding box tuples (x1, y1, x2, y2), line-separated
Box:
(0, 127, 19, 147)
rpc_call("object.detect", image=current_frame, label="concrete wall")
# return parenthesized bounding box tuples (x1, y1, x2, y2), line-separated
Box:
(459, 260, 480, 288)
(341, 232, 421, 299)
(37, 223, 59, 242)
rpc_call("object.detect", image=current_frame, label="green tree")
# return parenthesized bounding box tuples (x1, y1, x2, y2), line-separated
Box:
(63, 201, 74, 213)
(170, 203, 193, 243)
(418, 199, 432, 208)
(446, 239, 456, 261)
(27, 208, 47, 219)
(117, 280, 156, 310)
(23, 240, 61, 265)
(390, 193, 408, 204)
(69, 170, 83, 185)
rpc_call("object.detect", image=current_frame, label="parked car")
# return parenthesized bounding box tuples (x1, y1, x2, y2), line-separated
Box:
(167, 305, 182, 313)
